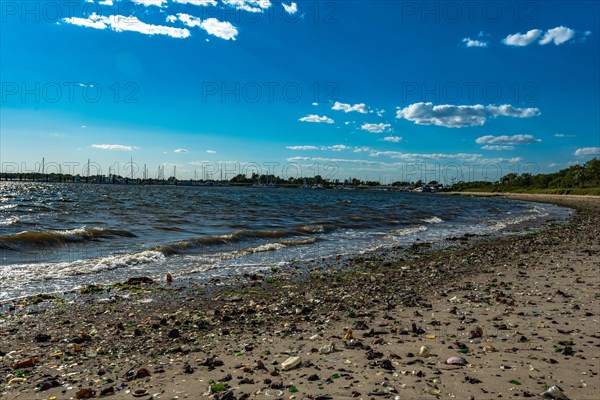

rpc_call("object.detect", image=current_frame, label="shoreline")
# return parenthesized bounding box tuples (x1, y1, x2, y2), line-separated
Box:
(0, 194, 598, 399)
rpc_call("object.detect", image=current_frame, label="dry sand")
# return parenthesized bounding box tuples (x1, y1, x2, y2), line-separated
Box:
(0, 193, 598, 400)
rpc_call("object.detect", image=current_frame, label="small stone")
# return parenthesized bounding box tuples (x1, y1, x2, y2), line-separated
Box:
(35, 334, 51, 342)
(75, 388, 95, 399)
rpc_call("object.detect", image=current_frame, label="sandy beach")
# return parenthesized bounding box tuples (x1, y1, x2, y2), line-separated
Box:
(0, 193, 598, 400)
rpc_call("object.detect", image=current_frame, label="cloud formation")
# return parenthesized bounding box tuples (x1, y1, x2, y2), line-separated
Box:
(299, 115, 334, 124)
(539, 26, 576, 45)
(222, 0, 272, 13)
(172, 13, 238, 40)
(132, 0, 168, 7)
(396, 103, 540, 128)
(92, 144, 136, 151)
(173, 0, 217, 6)
(476, 134, 542, 145)
(361, 123, 391, 133)
(63, 13, 191, 39)
(332, 101, 368, 114)
(174, 148, 189, 153)
(503, 26, 579, 46)
(502, 29, 542, 46)
(462, 37, 488, 48)
(574, 147, 600, 156)
(286, 145, 319, 150)
(200, 18, 238, 40)
(481, 145, 515, 151)
(282, 2, 298, 15)
(382, 136, 402, 143)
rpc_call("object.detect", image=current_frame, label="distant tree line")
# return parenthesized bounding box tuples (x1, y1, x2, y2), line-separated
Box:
(450, 158, 600, 193)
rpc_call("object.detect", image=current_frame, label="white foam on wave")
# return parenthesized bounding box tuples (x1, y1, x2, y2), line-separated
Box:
(422, 216, 444, 224)
(0, 250, 166, 289)
(386, 225, 428, 239)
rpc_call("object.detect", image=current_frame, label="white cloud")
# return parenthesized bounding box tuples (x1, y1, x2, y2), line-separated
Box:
(98, 0, 113, 5)
(206, 149, 217, 154)
(486, 105, 540, 118)
(370, 151, 481, 162)
(165, 13, 238, 40)
(200, 18, 238, 40)
(462, 37, 488, 47)
(92, 144, 136, 151)
(476, 134, 541, 145)
(176, 13, 202, 27)
(166, 15, 177, 23)
(548, 163, 560, 168)
(63, 13, 191, 39)
(332, 101, 368, 114)
(502, 29, 542, 46)
(132, 0, 168, 7)
(287, 156, 380, 165)
(299, 114, 334, 124)
(481, 145, 515, 151)
(574, 147, 600, 156)
(396, 102, 540, 128)
(222, 0, 272, 13)
(63, 14, 108, 29)
(539, 26, 576, 45)
(174, 148, 189, 153)
(173, 0, 218, 6)
(329, 144, 349, 151)
(361, 123, 391, 133)
(353, 146, 372, 153)
(282, 2, 298, 15)
(311, 102, 318, 106)
(382, 136, 402, 143)
(286, 145, 319, 150)
(554, 133, 576, 138)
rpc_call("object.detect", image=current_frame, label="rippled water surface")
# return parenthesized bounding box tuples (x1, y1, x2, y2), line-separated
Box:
(0, 182, 572, 300)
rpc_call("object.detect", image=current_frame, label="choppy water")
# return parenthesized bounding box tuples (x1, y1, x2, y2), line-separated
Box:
(0, 182, 572, 301)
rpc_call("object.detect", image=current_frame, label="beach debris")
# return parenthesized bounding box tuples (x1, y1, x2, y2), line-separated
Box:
(133, 367, 151, 380)
(34, 333, 51, 342)
(309, 334, 321, 341)
(99, 386, 115, 396)
(281, 356, 302, 371)
(124, 277, 155, 285)
(168, 328, 180, 339)
(166, 273, 173, 285)
(132, 389, 149, 398)
(12, 357, 39, 370)
(319, 343, 336, 354)
(417, 345, 431, 357)
(446, 356, 468, 366)
(75, 388, 95, 399)
(469, 326, 483, 339)
(482, 343, 496, 353)
(39, 379, 60, 391)
(412, 323, 426, 335)
(206, 381, 226, 394)
(539, 385, 571, 399)
(343, 329, 353, 340)
(264, 389, 284, 397)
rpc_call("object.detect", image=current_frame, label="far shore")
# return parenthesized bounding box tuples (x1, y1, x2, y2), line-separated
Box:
(0, 193, 598, 400)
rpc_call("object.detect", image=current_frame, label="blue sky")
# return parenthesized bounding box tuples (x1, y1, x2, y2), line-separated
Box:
(1, 0, 599, 182)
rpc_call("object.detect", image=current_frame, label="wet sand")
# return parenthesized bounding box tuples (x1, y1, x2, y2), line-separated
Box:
(0, 193, 598, 400)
